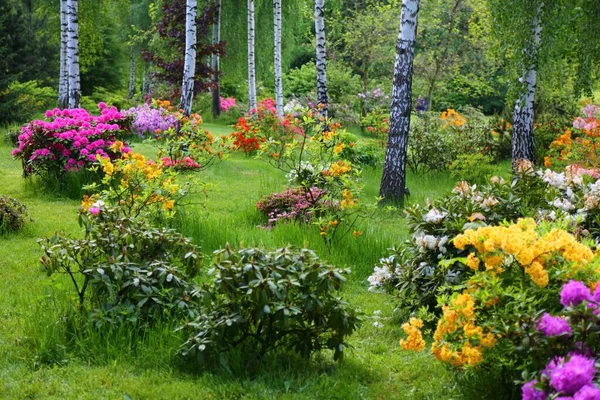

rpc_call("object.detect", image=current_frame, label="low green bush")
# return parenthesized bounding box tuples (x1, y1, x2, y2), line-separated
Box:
(0, 196, 29, 233)
(179, 246, 361, 367)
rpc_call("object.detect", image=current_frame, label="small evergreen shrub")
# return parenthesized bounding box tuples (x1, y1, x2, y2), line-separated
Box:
(0, 196, 29, 233)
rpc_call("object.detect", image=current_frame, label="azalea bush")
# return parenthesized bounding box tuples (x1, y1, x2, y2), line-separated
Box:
(256, 187, 326, 226)
(82, 150, 190, 221)
(178, 246, 361, 367)
(155, 113, 229, 171)
(258, 110, 374, 247)
(521, 280, 600, 399)
(545, 104, 600, 170)
(360, 109, 388, 148)
(12, 103, 131, 180)
(399, 219, 600, 382)
(127, 99, 178, 137)
(0, 196, 29, 233)
(39, 206, 202, 330)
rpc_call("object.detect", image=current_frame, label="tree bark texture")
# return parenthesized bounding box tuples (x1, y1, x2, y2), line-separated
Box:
(211, 0, 222, 119)
(247, 0, 257, 110)
(511, 2, 543, 168)
(274, 0, 284, 118)
(379, 0, 420, 202)
(128, 48, 136, 99)
(58, 0, 69, 109)
(314, 0, 328, 119)
(66, 0, 81, 109)
(180, 0, 198, 116)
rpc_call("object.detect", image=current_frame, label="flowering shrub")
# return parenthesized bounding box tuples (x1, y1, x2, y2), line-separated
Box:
(257, 110, 374, 247)
(178, 246, 361, 366)
(357, 87, 389, 114)
(82, 150, 189, 220)
(219, 96, 236, 112)
(546, 104, 600, 170)
(521, 280, 600, 399)
(127, 100, 178, 137)
(39, 206, 202, 329)
(0, 196, 29, 233)
(12, 103, 130, 179)
(256, 187, 326, 225)
(360, 109, 388, 148)
(399, 219, 600, 374)
(155, 113, 228, 171)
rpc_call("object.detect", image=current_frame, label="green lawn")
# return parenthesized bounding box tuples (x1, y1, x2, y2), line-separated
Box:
(0, 125, 512, 399)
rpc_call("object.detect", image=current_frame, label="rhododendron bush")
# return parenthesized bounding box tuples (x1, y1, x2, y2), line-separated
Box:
(127, 100, 178, 137)
(13, 103, 131, 179)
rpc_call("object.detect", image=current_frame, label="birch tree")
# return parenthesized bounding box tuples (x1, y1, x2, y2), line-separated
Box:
(66, 0, 81, 109)
(58, 0, 69, 109)
(273, 0, 284, 118)
(379, 0, 420, 203)
(314, 0, 328, 119)
(128, 48, 136, 99)
(511, 2, 543, 167)
(211, 0, 222, 119)
(247, 0, 257, 110)
(180, 0, 198, 116)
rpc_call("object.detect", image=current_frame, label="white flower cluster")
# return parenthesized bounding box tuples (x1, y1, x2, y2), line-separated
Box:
(423, 208, 447, 223)
(286, 161, 315, 184)
(367, 256, 398, 292)
(414, 232, 449, 257)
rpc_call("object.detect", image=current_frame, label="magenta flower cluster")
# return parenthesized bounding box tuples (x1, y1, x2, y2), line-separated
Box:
(537, 313, 572, 337)
(256, 187, 325, 225)
(161, 156, 201, 171)
(127, 103, 178, 137)
(560, 280, 600, 307)
(12, 103, 130, 177)
(220, 97, 237, 112)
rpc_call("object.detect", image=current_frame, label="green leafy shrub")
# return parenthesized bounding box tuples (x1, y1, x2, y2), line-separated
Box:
(179, 246, 361, 367)
(0, 196, 29, 233)
(449, 153, 495, 184)
(39, 206, 203, 329)
(0, 80, 56, 124)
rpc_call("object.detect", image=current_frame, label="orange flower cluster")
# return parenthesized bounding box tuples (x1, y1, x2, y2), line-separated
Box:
(441, 109, 467, 128)
(323, 160, 352, 177)
(400, 318, 426, 351)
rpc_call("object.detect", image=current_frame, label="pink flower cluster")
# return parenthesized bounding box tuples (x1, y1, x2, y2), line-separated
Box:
(160, 156, 201, 170)
(12, 103, 130, 177)
(250, 98, 277, 116)
(220, 97, 237, 112)
(256, 187, 325, 225)
(573, 104, 599, 131)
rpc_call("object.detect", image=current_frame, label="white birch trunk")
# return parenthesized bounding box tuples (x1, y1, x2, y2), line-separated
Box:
(379, 0, 420, 202)
(247, 0, 257, 110)
(274, 0, 284, 119)
(66, 0, 81, 109)
(128, 48, 136, 99)
(511, 2, 543, 167)
(58, 0, 69, 109)
(212, 0, 222, 119)
(180, 0, 198, 116)
(314, 0, 328, 119)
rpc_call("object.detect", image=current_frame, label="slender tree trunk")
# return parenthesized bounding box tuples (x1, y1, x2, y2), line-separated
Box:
(128, 48, 136, 99)
(58, 0, 69, 109)
(511, 2, 543, 168)
(180, 0, 198, 116)
(274, 0, 284, 118)
(66, 0, 81, 109)
(314, 0, 328, 119)
(379, 0, 420, 202)
(211, 0, 222, 119)
(247, 0, 257, 110)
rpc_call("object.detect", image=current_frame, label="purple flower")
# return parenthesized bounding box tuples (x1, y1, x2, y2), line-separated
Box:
(88, 207, 100, 216)
(522, 380, 546, 400)
(575, 385, 600, 400)
(537, 313, 572, 337)
(561, 280, 592, 307)
(550, 355, 596, 395)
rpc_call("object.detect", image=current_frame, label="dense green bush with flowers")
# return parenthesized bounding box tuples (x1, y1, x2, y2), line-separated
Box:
(12, 103, 131, 180)
(39, 205, 202, 330)
(520, 280, 600, 399)
(448, 153, 495, 185)
(178, 246, 361, 367)
(360, 109, 388, 148)
(0, 196, 29, 233)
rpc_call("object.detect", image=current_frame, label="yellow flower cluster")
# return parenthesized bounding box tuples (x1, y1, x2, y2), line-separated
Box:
(120, 152, 163, 181)
(333, 142, 346, 154)
(454, 218, 594, 287)
(324, 160, 352, 177)
(80, 194, 99, 211)
(400, 318, 426, 351)
(431, 292, 496, 367)
(341, 189, 358, 209)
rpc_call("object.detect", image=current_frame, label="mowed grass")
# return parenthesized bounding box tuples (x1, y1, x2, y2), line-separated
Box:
(0, 125, 512, 399)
